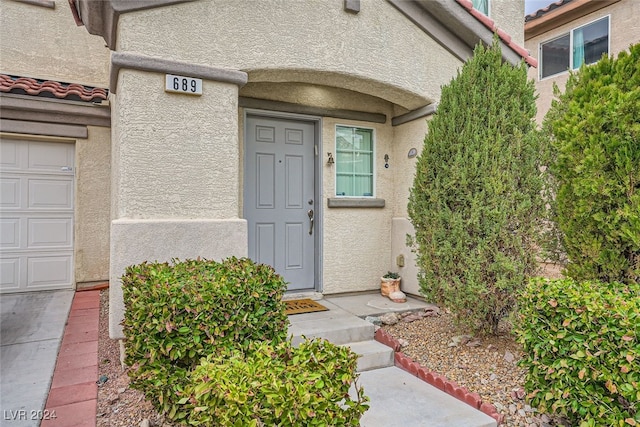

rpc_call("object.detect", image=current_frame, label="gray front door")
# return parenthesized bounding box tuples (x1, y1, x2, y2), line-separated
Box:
(244, 115, 316, 291)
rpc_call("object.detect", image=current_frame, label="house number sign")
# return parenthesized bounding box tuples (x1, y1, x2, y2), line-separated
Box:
(165, 74, 202, 95)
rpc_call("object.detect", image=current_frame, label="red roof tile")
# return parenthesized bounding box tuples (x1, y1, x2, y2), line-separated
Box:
(0, 74, 108, 102)
(456, 0, 538, 67)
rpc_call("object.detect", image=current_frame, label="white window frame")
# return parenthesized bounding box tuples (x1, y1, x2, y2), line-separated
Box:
(539, 15, 610, 81)
(334, 124, 376, 198)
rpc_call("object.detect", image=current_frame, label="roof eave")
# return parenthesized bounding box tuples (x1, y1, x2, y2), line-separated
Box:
(525, 0, 620, 40)
(388, 0, 535, 67)
(74, 0, 194, 50)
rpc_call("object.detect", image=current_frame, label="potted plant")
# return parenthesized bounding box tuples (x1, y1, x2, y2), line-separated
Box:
(380, 271, 400, 296)
(380, 272, 405, 302)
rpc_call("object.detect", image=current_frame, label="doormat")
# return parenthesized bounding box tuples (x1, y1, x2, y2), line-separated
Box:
(284, 299, 328, 315)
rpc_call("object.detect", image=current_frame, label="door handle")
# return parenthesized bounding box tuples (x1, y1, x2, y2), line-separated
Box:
(307, 209, 314, 235)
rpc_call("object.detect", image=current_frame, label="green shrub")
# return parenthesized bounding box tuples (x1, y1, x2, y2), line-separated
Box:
(179, 339, 369, 426)
(408, 37, 547, 334)
(544, 43, 640, 284)
(121, 257, 289, 420)
(515, 278, 640, 426)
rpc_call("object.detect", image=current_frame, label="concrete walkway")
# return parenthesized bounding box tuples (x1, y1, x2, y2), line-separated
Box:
(292, 293, 498, 427)
(357, 367, 495, 427)
(1, 290, 74, 427)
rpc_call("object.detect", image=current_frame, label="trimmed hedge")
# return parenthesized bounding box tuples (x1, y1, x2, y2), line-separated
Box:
(181, 339, 369, 426)
(515, 278, 639, 426)
(121, 257, 289, 421)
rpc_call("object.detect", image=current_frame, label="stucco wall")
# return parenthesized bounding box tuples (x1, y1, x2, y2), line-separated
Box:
(389, 117, 430, 296)
(525, 1, 640, 122)
(108, 68, 248, 338)
(112, 69, 241, 219)
(322, 116, 395, 294)
(0, 0, 110, 87)
(109, 218, 248, 338)
(107, 0, 472, 300)
(491, 0, 526, 47)
(391, 118, 429, 219)
(115, 0, 461, 110)
(240, 82, 394, 116)
(75, 125, 110, 283)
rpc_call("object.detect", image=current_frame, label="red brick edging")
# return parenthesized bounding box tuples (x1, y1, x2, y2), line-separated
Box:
(42, 290, 100, 427)
(374, 328, 504, 425)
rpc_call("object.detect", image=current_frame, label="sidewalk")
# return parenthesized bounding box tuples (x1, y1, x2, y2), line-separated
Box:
(0, 290, 74, 427)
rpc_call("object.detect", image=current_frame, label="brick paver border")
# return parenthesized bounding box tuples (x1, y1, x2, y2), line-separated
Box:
(41, 290, 101, 427)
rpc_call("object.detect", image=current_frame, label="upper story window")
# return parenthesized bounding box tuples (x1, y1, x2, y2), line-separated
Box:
(472, 0, 489, 15)
(335, 126, 374, 197)
(540, 15, 610, 79)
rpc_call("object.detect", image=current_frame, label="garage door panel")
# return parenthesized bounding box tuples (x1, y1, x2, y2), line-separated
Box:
(1, 218, 21, 249)
(1, 178, 21, 208)
(28, 142, 74, 173)
(28, 178, 73, 209)
(28, 255, 72, 288)
(0, 140, 20, 169)
(1, 139, 75, 293)
(28, 218, 72, 249)
(0, 257, 21, 291)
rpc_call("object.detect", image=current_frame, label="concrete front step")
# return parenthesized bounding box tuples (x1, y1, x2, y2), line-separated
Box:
(289, 308, 375, 346)
(342, 340, 395, 372)
(287, 297, 496, 426)
(288, 300, 393, 371)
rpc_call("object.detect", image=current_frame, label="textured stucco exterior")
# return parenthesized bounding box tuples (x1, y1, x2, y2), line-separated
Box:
(75, 125, 111, 283)
(321, 117, 395, 294)
(490, 0, 526, 47)
(68, 0, 529, 335)
(0, 0, 110, 87)
(525, 0, 640, 123)
(390, 118, 429, 219)
(111, 69, 241, 219)
(389, 117, 431, 295)
(108, 68, 248, 337)
(109, 0, 467, 300)
(115, 0, 461, 109)
(240, 83, 398, 117)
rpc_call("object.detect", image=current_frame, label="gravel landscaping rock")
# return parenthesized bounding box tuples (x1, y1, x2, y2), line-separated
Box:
(382, 311, 566, 427)
(97, 290, 170, 427)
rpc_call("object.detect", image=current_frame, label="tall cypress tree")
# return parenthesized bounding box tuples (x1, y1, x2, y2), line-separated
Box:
(408, 38, 546, 334)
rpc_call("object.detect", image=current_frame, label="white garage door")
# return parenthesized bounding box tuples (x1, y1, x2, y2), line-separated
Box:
(0, 138, 75, 293)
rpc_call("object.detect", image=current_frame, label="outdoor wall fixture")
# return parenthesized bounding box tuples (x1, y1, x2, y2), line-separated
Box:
(384, 154, 390, 168)
(327, 152, 335, 165)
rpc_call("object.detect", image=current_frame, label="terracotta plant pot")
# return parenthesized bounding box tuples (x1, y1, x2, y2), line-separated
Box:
(380, 277, 401, 297)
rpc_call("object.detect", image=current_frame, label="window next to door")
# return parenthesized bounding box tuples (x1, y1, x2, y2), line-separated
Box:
(539, 15, 610, 80)
(335, 125, 374, 197)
